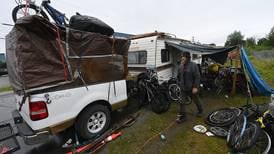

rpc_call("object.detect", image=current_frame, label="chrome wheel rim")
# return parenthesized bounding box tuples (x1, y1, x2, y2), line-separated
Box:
(87, 111, 106, 133)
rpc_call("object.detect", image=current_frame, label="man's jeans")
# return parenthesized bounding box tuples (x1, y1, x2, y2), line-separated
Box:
(178, 90, 203, 117)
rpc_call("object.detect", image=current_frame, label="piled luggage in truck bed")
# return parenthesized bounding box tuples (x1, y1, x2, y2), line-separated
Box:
(6, 15, 130, 94)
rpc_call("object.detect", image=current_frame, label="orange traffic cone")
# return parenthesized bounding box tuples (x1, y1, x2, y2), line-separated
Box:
(91, 132, 122, 153)
(66, 132, 122, 154)
(106, 132, 122, 142)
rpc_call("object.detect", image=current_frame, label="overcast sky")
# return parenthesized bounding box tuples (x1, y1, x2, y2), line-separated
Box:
(1, 0, 274, 53)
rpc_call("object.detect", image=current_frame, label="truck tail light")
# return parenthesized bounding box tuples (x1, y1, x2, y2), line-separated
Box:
(29, 101, 48, 121)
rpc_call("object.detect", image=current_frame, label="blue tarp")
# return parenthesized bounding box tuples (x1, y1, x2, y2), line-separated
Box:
(240, 47, 274, 96)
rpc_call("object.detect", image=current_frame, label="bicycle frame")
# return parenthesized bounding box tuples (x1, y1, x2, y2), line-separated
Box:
(13, 0, 67, 25)
(228, 104, 273, 151)
(256, 110, 273, 128)
(215, 66, 247, 94)
(138, 68, 159, 103)
(41, 0, 67, 26)
(145, 82, 156, 103)
(138, 79, 155, 103)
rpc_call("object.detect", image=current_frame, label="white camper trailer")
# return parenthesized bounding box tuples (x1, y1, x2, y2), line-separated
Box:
(128, 32, 202, 82)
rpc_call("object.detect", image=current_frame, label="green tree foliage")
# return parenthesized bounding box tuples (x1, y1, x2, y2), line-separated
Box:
(255, 26, 274, 49)
(245, 37, 256, 48)
(225, 31, 244, 47)
(257, 38, 270, 46)
(267, 26, 274, 47)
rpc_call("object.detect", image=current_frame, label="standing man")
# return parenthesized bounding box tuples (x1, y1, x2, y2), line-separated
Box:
(176, 52, 203, 123)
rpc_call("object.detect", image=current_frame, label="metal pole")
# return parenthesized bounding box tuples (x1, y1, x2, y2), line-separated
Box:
(230, 47, 239, 95)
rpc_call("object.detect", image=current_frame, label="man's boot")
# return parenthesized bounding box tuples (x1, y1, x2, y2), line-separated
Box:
(196, 111, 204, 117)
(176, 114, 186, 123)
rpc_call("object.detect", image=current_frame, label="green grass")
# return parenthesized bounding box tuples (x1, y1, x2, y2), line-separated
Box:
(249, 55, 274, 87)
(245, 48, 274, 87)
(102, 93, 270, 154)
(246, 46, 274, 52)
(0, 86, 12, 93)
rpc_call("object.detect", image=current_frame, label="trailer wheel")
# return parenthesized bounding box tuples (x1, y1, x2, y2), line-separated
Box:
(75, 104, 111, 139)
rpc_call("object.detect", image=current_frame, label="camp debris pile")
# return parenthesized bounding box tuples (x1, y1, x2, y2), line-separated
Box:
(6, 15, 130, 94)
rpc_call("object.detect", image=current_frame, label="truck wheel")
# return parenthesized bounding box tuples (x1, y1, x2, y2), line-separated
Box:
(75, 104, 111, 140)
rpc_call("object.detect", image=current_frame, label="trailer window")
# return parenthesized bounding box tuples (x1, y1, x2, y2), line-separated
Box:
(192, 54, 202, 60)
(161, 49, 170, 63)
(128, 50, 147, 64)
(192, 54, 202, 64)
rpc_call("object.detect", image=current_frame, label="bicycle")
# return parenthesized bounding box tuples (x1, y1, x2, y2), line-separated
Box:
(12, 0, 68, 26)
(12, 0, 115, 36)
(137, 68, 170, 114)
(214, 66, 247, 95)
(160, 77, 181, 101)
(205, 107, 242, 127)
(227, 104, 273, 153)
(161, 77, 195, 106)
(205, 103, 273, 153)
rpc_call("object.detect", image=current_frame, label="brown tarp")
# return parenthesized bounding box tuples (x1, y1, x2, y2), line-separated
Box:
(6, 15, 129, 94)
(70, 55, 125, 83)
(65, 27, 129, 84)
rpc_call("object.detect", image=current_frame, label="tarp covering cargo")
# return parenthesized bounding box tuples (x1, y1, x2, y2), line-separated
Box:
(69, 14, 114, 36)
(6, 15, 129, 94)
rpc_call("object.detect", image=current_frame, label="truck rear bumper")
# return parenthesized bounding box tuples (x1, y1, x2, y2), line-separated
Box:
(12, 110, 51, 145)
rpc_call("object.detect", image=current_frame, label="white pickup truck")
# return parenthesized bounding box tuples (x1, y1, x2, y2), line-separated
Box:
(5, 15, 130, 145)
(12, 80, 127, 144)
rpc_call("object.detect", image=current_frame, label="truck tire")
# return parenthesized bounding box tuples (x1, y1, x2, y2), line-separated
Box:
(75, 104, 111, 140)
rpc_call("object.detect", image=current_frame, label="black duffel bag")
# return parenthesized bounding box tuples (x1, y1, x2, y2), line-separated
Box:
(69, 14, 114, 36)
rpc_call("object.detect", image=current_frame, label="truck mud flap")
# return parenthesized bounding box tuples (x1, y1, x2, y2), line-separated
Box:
(0, 123, 20, 154)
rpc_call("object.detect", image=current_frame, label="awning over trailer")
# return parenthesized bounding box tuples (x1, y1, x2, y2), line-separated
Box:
(165, 41, 237, 64)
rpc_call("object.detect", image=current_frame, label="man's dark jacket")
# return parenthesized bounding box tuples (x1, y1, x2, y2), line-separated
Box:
(177, 61, 201, 91)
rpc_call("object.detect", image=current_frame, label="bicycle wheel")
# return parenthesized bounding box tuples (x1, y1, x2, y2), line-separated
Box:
(214, 77, 225, 94)
(239, 104, 259, 120)
(246, 130, 271, 154)
(214, 77, 223, 88)
(209, 127, 228, 138)
(182, 96, 192, 105)
(168, 83, 181, 101)
(205, 107, 241, 127)
(12, 4, 49, 23)
(228, 119, 261, 152)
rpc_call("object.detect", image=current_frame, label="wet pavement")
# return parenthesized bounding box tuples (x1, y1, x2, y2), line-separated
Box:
(0, 75, 10, 88)
(0, 93, 31, 154)
(0, 93, 65, 154)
